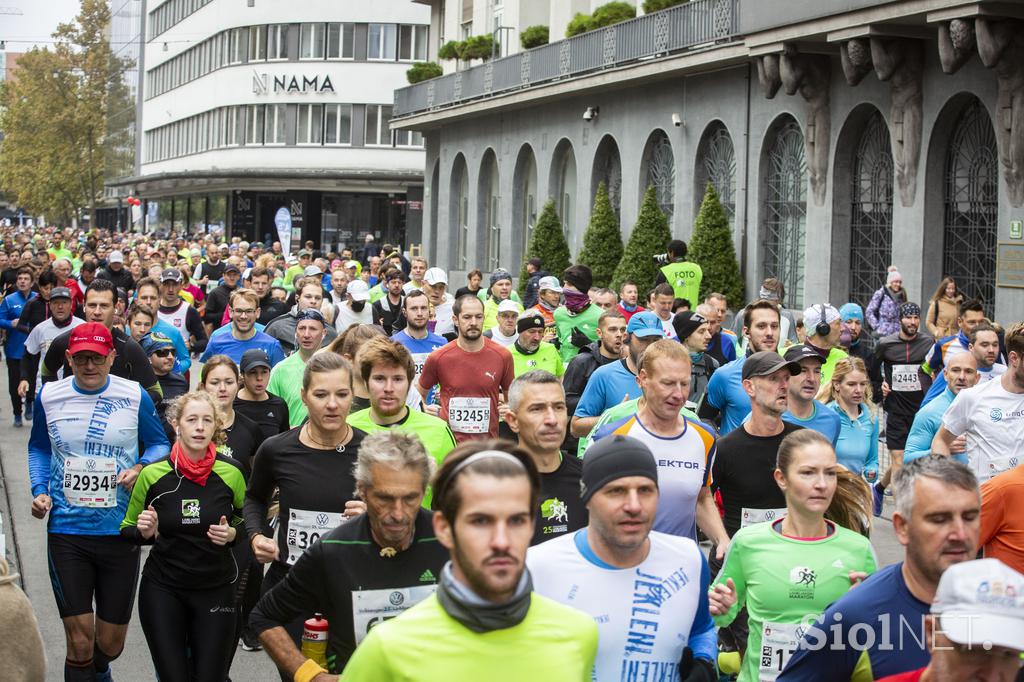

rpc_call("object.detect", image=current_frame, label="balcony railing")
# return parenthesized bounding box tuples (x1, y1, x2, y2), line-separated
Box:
(393, 0, 740, 118)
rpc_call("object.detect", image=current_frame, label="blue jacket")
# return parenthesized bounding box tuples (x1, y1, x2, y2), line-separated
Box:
(0, 290, 36, 359)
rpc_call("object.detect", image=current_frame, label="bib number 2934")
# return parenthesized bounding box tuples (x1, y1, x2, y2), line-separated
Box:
(63, 458, 117, 508)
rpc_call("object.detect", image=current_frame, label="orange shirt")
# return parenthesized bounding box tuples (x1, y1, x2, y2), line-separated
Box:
(980, 463, 1024, 574)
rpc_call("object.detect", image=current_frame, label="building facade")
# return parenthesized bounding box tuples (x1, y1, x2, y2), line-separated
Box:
(114, 0, 429, 250)
(396, 0, 1024, 321)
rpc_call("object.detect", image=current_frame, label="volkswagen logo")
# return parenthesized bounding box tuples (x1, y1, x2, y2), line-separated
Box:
(765, 510, 776, 521)
(85, 459, 97, 471)
(316, 513, 329, 525)
(389, 591, 405, 606)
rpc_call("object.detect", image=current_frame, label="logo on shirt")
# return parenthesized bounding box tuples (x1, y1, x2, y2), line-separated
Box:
(541, 498, 568, 523)
(182, 499, 201, 524)
(419, 569, 435, 583)
(991, 408, 1004, 423)
(389, 591, 405, 606)
(789, 566, 817, 599)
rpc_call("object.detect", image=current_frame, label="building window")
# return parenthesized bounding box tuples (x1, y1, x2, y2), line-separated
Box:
(368, 24, 398, 60)
(398, 25, 428, 61)
(645, 132, 675, 221)
(297, 104, 324, 145)
(300, 23, 326, 60)
(249, 25, 267, 61)
(394, 129, 423, 148)
(365, 105, 393, 146)
(848, 110, 894, 309)
(762, 118, 807, 309)
(701, 124, 736, 227)
(324, 104, 352, 145)
(267, 24, 289, 60)
(943, 98, 998, 312)
(326, 23, 354, 59)
(228, 27, 247, 64)
(246, 105, 265, 145)
(224, 106, 244, 147)
(266, 104, 287, 144)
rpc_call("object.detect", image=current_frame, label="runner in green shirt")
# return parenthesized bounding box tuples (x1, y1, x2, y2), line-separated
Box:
(708, 429, 877, 682)
(266, 309, 329, 427)
(554, 265, 601, 363)
(510, 312, 564, 377)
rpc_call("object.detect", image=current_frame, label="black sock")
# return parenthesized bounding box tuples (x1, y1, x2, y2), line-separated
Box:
(93, 644, 119, 673)
(64, 658, 94, 682)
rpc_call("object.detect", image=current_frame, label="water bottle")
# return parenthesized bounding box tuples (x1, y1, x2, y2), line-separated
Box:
(301, 614, 329, 668)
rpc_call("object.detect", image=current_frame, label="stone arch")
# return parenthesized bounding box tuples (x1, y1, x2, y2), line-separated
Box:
(548, 138, 578, 249)
(477, 148, 500, 271)
(759, 113, 808, 309)
(832, 104, 894, 308)
(694, 120, 736, 231)
(427, 159, 440, 265)
(512, 143, 539, 265)
(590, 134, 622, 223)
(449, 153, 469, 270)
(639, 129, 676, 226)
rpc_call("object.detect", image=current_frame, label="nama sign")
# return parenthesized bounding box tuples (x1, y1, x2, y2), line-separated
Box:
(252, 71, 336, 95)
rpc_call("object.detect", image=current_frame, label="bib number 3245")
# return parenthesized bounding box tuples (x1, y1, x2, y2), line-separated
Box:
(63, 457, 117, 508)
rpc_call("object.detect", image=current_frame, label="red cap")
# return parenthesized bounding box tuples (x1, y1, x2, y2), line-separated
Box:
(68, 322, 114, 356)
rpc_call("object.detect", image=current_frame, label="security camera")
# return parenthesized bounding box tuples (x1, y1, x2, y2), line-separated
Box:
(583, 106, 599, 122)
(672, 113, 683, 127)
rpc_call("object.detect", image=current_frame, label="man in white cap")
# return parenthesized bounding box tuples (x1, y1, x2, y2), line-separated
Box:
(800, 303, 849, 386)
(335, 279, 372, 331)
(421, 267, 454, 337)
(874, 558, 1024, 682)
(483, 299, 520, 348)
(95, 250, 135, 293)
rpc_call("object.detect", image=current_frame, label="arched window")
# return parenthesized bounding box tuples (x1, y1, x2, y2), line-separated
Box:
(513, 145, 538, 262)
(849, 110, 894, 308)
(550, 140, 577, 245)
(641, 130, 675, 221)
(762, 118, 807, 308)
(428, 160, 440, 264)
(591, 135, 622, 221)
(700, 123, 736, 227)
(450, 154, 469, 269)
(479, 151, 500, 270)
(943, 99, 998, 311)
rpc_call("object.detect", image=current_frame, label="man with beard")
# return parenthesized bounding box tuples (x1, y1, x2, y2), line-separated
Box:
(19, 286, 85, 394)
(562, 310, 626, 427)
(200, 288, 285, 366)
(202, 262, 241, 336)
(346, 337, 455, 483)
(870, 302, 934, 515)
(335, 279, 373, 331)
(509, 312, 563, 378)
(371, 268, 406, 335)
(699, 300, 782, 434)
(505, 371, 585, 545)
(418, 295, 514, 443)
(920, 322, 1005, 407)
(340, 441, 598, 680)
(392, 291, 446, 411)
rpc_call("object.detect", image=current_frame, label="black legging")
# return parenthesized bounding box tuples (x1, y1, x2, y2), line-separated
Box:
(261, 562, 307, 682)
(138, 577, 236, 682)
(7, 359, 32, 417)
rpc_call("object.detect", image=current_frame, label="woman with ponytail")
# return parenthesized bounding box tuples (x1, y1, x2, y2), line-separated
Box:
(707, 430, 876, 681)
(820, 357, 880, 483)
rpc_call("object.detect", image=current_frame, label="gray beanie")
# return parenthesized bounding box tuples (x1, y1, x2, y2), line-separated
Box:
(580, 435, 659, 504)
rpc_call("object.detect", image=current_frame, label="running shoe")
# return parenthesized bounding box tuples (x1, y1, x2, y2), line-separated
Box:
(13, 416, 22, 428)
(24, 401, 32, 421)
(872, 483, 884, 517)
(240, 630, 263, 652)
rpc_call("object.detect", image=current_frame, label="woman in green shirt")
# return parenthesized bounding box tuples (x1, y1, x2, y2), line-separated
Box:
(708, 429, 877, 682)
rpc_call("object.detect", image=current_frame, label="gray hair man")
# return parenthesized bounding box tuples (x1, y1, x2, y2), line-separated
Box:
(779, 455, 980, 680)
(249, 430, 448, 678)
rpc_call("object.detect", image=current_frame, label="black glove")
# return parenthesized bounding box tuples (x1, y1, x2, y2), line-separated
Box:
(678, 647, 716, 682)
(570, 327, 590, 349)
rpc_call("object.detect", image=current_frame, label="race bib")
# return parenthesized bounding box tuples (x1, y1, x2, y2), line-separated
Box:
(740, 507, 788, 528)
(760, 621, 805, 681)
(406, 353, 432, 408)
(891, 364, 922, 392)
(285, 508, 344, 566)
(985, 452, 1020, 478)
(448, 397, 490, 434)
(352, 585, 436, 643)
(63, 457, 117, 508)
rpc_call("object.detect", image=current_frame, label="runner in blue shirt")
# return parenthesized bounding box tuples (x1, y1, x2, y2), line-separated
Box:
(392, 290, 447, 410)
(904, 352, 979, 465)
(0, 266, 37, 425)
(699, 301, 781, 434)
(778, 344, 841, 445)
(200, 288, 285, 367)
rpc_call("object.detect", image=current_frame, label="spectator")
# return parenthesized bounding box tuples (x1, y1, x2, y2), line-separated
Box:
(865, 265, 907, 337)
(521, 258, 549, 309)
(925, 276, 963, 339)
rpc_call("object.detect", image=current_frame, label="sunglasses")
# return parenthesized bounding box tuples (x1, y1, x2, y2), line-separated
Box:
(152, 349, 174, 358)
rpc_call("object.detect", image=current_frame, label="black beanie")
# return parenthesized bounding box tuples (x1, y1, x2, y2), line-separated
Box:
(580, 435, 659, 504)
(562, 264, 593, 293)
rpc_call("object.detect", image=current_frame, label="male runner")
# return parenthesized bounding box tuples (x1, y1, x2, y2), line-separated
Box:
(267, 308, 329, 427)
(201, 288, 285, 366)
(28, 322, 170, 682)
(19, 286, 84, 394)
(392, 290, 447, 410)
(509, 312, 563, 378)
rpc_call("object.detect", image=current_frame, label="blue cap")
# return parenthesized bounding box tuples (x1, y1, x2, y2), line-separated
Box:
(626, 311, 664, 338)
(839, 303, 863, 322)
(141, 332, 174, 355)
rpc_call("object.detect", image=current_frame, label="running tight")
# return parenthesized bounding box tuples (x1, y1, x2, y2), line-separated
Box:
(138, 577, 236, 682)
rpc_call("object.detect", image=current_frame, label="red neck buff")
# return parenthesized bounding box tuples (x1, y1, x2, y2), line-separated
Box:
(170, 441, 217, 486)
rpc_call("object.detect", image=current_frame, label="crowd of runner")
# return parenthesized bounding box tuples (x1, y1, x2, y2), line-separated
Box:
(2, 224, 1022, 681)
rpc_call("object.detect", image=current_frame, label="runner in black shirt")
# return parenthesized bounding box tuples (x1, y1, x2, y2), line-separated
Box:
(244, 351, 367, 675)
(234, 349, 290, 442)
(506, 370, 588, 545)
(250, 430, 447, 676)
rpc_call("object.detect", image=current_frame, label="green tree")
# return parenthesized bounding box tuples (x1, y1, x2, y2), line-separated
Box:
(612, 186, 672, 293)
(520, 25, 549, 49)
(519, 199, 571, 298)
(591, 2, 637, 28)
(0, 0, 128, 226)
(406, 61, 443, 84)
(566, 13, 591, 37)
(688, 182, 745, 305)
(643, 0, 690, 13)
(577, 182, 622, 289)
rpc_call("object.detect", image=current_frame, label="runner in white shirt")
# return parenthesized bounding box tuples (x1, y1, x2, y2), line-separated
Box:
(335, 280, 373, 332)
(934, 322, 1024, 482)
(483, 300, 520, 347)
(528, 434, 718, 682)
(20, 286, 85, 389)
(421, 267, 454, 337)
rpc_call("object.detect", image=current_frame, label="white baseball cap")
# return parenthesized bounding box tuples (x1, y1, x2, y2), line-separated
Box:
(344, 260, 359, 270)
(538, 275, 562, 293)
(497, 299, 520, 315)
(802, 304, 840, 335)
(423, 267, 448, 286)
(108, 250, 124, 264)
(346, 279, 370, 302)
(303, 265, 322, 277)
(932, 558, 1024, 652)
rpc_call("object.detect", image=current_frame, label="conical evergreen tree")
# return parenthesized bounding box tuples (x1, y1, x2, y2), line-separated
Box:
(577, 182, 623, 289)
(518, 198, 572, 298)
(612, 186, 672, 294)
(688, 182, 745, 306)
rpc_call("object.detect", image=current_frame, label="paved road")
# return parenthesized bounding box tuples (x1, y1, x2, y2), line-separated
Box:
(0, 409, 907, 681)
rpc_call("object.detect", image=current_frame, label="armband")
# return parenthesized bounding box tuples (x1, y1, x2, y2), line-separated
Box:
(294, 658, 326, 682)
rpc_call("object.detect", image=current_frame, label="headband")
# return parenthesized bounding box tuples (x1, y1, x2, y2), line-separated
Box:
(449, 450, 525, 479)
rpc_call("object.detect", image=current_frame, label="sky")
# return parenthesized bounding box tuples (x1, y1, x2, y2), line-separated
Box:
(1, 0, 81, 52)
